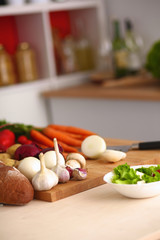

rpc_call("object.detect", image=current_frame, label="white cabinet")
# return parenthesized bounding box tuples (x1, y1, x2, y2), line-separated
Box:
(49, 98, 160, 141)
(0, 0, 107, 126)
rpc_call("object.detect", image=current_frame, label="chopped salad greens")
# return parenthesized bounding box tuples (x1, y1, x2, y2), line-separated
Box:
(112, 163, 160, 184)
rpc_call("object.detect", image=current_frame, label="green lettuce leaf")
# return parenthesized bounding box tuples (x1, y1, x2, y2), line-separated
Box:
(137, 165, 160, 183)
(112, 163, 141, 184)
(111, 163, 160, 184)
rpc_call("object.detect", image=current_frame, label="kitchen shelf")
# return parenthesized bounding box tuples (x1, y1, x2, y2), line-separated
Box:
(0, 0, 107, 126)
(0, 1, 99, 16)
(0, 0, 106, 91)
(0, 70, 93, 95)
(42, 78, 160, 102)
(0, 78, 49, 96)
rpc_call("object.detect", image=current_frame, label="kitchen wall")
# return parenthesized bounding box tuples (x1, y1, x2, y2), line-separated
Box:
(47, 0, 160, 141)
(0, 83, 50, 127)
(1, 0, 160, 135)
(104, 0, 160, 54)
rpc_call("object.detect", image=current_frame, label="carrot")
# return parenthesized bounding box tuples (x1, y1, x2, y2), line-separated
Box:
(58, 131, 86, 140)
(50, 127, 87, 140)
(48, 124, 96, 136)
(48, 125, 83, 139)
(30, 129, 54, 148)
(58, 141, 78, 153)
(42, 127, 82, 147)
(62, 132, 83, 139)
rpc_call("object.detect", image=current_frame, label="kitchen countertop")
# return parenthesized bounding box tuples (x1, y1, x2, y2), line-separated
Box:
(1, 138, 160, 240)
(42, 79, 160, 102)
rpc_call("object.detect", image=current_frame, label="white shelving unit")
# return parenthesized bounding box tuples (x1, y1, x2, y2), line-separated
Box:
(0, 0, 107, 126)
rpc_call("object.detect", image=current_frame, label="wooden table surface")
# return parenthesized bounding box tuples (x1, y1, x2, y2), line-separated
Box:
(1, 138, 160, 240)
(42, 81, 160, 102)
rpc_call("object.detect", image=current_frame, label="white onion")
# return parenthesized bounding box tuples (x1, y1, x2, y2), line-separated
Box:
(81, 135, 106, 159)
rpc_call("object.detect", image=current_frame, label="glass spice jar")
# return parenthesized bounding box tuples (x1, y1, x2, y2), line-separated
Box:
(61, 36, 78, 74)
(0, 44, 16, 87)
(15, 42, 38, 83)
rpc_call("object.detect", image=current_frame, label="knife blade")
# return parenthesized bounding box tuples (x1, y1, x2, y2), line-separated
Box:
(108, 141, 160, 152)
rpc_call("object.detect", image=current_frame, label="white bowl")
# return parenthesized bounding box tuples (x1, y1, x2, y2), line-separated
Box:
(103, 165, 160, 199)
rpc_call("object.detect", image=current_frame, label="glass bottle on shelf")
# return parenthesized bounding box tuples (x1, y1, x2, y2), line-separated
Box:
(15, 42, 38, 83)
(124, 19, 143, 75)
(61, 35, 78, 74)
(52, 29, 77, 75)
(112, 19, 128, 78)
(97, 37, 113, 74)
(51, 28, 64, 75)
(0, 44, 16, 87)
(74, 20, 95, 71)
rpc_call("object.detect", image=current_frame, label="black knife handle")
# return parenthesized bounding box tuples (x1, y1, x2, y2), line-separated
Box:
(139, 141, 160, 150)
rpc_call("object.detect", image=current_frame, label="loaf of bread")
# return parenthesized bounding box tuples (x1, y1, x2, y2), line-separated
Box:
(0, 162, 34, 205)
(0, 161, 5, 166)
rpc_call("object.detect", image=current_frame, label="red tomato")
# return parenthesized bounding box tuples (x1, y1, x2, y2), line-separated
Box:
(0, 129, 15, 150)
(18, 135, 32, 145)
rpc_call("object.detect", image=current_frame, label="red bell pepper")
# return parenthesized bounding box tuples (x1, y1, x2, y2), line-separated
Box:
(0, 129, 15, 150)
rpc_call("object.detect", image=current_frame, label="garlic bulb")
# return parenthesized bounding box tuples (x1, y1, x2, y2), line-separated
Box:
(18, 157, 40, 181)
(52, 138, 70, 183)
(43, 150, 65, 169)
(32, 153, 58, 191)
(54, 165, 70, 183)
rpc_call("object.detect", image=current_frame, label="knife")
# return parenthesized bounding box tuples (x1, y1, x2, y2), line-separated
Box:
(108, 141, 160, 152)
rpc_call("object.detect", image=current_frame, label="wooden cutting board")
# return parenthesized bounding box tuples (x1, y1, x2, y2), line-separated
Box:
(34, 138, 160, 202)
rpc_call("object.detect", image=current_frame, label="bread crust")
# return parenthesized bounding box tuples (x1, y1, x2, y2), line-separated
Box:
(0, 164, 34, 205)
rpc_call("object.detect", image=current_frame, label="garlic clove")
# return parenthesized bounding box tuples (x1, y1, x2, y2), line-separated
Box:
(100, 149, 126, 163)
(58, 166, 70, 183)
(72, 168, 87, 181)
(52, 163, 70, 183)
(53, 138, 70, 183)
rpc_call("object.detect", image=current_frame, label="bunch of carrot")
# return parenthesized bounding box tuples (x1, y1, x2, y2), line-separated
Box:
(30, 124, 96, 155)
